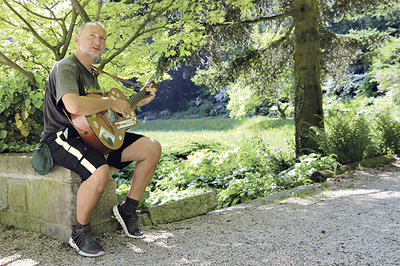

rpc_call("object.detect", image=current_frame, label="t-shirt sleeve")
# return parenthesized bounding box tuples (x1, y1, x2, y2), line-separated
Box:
(54, 62, 80, 109)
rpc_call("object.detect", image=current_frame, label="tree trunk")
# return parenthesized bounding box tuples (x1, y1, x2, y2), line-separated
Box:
(293, 0, 324, 155)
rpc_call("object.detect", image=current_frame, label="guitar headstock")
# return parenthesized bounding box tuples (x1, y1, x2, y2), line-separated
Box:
(145, 81, 158, 92)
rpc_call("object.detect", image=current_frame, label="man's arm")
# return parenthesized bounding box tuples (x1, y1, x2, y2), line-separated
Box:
(62, 93, 132, 117)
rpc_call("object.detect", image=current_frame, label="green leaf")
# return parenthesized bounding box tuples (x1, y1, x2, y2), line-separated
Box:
(0, 130, 7, 139)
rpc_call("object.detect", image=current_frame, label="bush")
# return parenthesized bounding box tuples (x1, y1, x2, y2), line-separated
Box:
(374, 111, 400, 154)
(310, 113, 374, 164)
(275, 153, 340, 189)
(0, 73, 45, 152)
(166, 137, 225, 159)
(235, 132, 295, 175)
(114, 129, 306, 209)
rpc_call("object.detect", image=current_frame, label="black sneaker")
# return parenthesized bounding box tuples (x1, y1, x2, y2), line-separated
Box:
(68, 224, 105, 257)
(113, 204, 144, 238)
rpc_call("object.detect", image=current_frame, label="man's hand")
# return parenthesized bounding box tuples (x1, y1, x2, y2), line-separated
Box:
(109, 97, 131, 117)
(137, 81, 157, 108)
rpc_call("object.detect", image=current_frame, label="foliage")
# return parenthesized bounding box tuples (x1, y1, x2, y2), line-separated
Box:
(369, 36, 400, 105)
(191, 0, 395, 154)
(310, 113, 375, 164)
(113, 112, 400, 209)
(0, 73, 45, 152)
(323, 73, 378, 99)
(114, 117, 339, 209)
(275, 153, 340, 189)
(114, 145, 340, 209)
(0, 0, 252, 87)
(164, 137, 225, 159)
(374, 111, 400, 154)
(226, 80, 265, 118)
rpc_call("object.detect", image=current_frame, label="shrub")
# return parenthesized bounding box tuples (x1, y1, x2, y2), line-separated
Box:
(374, 111, 400, 154)
(115, 130, 299, 209)
(0, 73, 45, 152)
(167, 138, 225, 159)
(275, 153, 339, 189)
(235, 132, 295, 175)
(310, 113, 374, 164)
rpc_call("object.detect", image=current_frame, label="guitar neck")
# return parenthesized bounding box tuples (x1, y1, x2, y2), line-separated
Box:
(126, 88, 148, 109)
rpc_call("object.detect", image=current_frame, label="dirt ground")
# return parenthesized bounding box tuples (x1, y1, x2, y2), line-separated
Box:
(1, 162, 400, 265)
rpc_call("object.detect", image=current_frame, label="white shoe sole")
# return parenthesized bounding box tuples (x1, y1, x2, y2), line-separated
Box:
(112, 204, 144, 238)
(68, 237, 105, 257)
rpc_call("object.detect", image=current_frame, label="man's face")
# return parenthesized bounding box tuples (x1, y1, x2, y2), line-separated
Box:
(75, 24, 107, 60)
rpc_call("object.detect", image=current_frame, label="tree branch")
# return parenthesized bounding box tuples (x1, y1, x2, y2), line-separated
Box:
(213, 12, 294, 27)
(10, 0, 63, 21)
(71, 0, 91, 23)
(100, 2, 173, 68)
(60, 9, 78, 60)
(2, 0, 56, 51)
(0, 50, 36, 87)
(95, 0, 102, 21)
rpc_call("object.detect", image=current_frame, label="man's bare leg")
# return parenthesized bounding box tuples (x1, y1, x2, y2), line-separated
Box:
(69, 164, 109, 257)
(121, 137, 161, 201)
(76, 164, 110, 225)
(113, 137, 161, 238)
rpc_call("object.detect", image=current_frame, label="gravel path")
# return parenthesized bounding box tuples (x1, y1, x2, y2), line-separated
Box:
(1, 161, 400, 265)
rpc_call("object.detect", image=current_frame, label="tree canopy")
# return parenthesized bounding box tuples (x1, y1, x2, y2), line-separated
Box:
(190, 0, 396, 153)
(1, 0, 398, 154)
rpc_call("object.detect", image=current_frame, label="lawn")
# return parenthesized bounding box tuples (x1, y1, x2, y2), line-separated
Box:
(132, 116, 295, 154)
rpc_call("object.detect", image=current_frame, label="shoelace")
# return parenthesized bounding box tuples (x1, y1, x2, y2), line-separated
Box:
(74, 227, 97, 248)
(125, 213, 140, 232)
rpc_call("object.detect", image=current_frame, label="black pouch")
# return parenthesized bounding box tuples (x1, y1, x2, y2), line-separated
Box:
(32, 142, 53, 175)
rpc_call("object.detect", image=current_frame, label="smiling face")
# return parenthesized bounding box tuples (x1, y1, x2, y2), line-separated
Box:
(75, 22, 107, 65)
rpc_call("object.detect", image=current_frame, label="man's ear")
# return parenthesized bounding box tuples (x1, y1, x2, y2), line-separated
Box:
(74, 34, 79, 45)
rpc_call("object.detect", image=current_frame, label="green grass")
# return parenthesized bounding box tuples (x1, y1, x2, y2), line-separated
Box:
(131, 116, 295, 153)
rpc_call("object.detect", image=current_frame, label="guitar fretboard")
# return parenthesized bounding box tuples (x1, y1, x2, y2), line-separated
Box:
(127, 89, 148, 109)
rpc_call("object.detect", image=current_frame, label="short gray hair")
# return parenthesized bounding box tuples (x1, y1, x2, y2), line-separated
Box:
(78, 21, 105, 35)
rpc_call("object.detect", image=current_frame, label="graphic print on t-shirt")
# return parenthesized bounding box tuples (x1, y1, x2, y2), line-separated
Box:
(84, 85, 102, 95)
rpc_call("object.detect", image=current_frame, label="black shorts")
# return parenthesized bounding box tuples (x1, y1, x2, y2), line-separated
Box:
(44, 129, 144, 181)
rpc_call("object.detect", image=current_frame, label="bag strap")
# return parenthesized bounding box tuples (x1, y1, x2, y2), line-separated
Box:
(91, 65, 142, 89)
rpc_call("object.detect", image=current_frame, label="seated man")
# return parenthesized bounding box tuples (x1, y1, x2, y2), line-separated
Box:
(41, 21, 161, 257)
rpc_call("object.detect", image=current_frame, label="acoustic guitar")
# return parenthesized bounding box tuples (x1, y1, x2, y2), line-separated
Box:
(71, 81, 157, 155)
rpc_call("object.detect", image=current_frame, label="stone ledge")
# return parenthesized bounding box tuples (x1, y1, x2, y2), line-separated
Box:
(0, 153, 118, 241)
(141, 191, 218, 225)
(0, 153, 219, 240)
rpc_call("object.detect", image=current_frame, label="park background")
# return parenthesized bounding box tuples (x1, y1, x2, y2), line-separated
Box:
(1, 0, 400, 209)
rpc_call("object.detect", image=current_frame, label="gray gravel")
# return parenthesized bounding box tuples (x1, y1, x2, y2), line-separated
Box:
(1, 161, 400, 265)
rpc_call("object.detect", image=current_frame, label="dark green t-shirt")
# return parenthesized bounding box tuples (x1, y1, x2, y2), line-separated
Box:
(42, 54, 102, 138)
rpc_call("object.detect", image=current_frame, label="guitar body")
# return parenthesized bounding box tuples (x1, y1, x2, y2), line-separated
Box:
(71, 88, 138, 155)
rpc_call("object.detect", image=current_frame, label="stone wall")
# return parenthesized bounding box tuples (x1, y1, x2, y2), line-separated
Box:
(0, 153, 118, 241)
(0, 153, 219, 242)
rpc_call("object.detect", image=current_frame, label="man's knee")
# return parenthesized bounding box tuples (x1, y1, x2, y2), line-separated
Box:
(87, 164, 110, 193)
(145, 138, 161, 163)
(150, 138, 162, 156)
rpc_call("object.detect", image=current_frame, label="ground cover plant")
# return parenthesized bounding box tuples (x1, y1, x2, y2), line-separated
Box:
(113, 116, 341, 209)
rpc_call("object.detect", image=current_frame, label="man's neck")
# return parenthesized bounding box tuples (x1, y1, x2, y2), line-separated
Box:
(74, 52, 95, 73)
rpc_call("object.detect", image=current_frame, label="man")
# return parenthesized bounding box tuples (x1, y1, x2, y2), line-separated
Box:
(41, 21, 161, 257)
